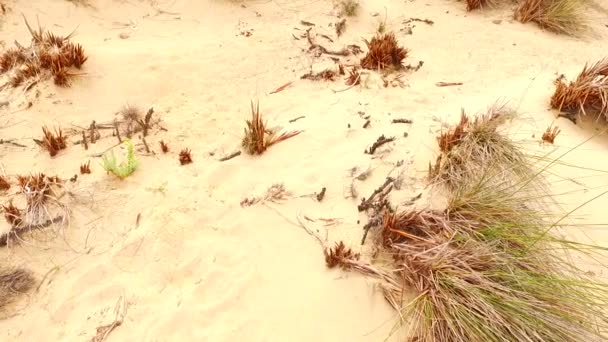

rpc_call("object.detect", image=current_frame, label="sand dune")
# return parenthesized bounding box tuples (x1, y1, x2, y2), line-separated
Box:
(1, 0, 608, 341)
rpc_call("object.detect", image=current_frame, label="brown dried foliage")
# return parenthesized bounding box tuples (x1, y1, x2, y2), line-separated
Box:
(0, 177, 9, 191)
(16, 173, 60, 207)
(0, 268, 35, 311)
(179, 149, 193, 165)
(542, 124, 561, 144)
(466, 0, 494, 11)
(345, 67, 360, 86)
(2, 202, 22, 226)
(324, 241, 360, 269)
(80, 161, 91, 174)
(159, 140, 169, 153)
(0, 16, 88, 88)
(551, 58, 608, 120)
(360, 32, 409, 70)
(242, 101, 302, 155)
(41, 126, 67, 157)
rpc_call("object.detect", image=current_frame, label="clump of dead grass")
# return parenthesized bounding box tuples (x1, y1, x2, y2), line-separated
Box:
(360, 32, 408, 70)
(550, 58, 608, 121)
(0, 176, 9, 191)
(0, 15, 88, 88)
(336, 0, 359, 17)
(514, 0, 586, 35)
(39, 126, 67, 157)
(428, 103, 539, 190)
(242, 101, 302, 155)
(0, 267, 35, 313)
(542, 124, 561, 143)
(376, 176, 608, 341)
(466, 0, 494, 11)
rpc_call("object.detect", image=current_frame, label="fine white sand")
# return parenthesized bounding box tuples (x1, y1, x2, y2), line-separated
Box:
(1, 0, 607, 341)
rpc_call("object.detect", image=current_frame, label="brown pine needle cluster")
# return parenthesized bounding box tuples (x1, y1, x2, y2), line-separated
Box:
(179, 149, 192, 165)
(542, 124, 561, 144)
(345, 67, 360, 86)
(80, 161, 91, 174)
(40, 126, 67, 157)
(0, 176, 9, 191)
(0, 16, 88, 88)
(551, 58, 608, 120)
(242, 101, 302, 155)
(514, 0, 586, 35)
(360, 32, 409, 70)
(324, 241, 360, 270)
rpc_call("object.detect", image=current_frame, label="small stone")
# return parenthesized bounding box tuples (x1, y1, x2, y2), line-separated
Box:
(492, 19, 502, 25)
(119, 32, 130, 39)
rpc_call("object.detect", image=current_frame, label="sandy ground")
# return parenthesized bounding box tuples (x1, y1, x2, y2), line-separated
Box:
(0, 0, 608, 341)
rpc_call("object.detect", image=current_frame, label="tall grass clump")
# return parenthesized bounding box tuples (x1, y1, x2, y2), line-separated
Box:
(375, 172, 608, 341)
(428, 102, 543, 191)
(514, 0, 587, 35)
(242, 100, 301, 155)
(101, 139, 138, 179)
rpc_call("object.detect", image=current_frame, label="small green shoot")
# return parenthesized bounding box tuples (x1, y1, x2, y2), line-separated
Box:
(101, 139, 139, 179)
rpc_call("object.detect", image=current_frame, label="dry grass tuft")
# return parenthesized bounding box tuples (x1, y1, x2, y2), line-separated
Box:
(2, 202, 22, 226)
(345, 67, 361, 86)
(550, 58, 608, 121)
(0, 16, 88, 88)
(360, 32, 409, 70)
(514, 0, 586, 35)
(0, 267, 35, 312)
(0, 176, 10, 191)
(542, 124, 561, 143)
(242, 101, 302, 155)
(428, 103, 539, 190)
(337, 0, 359, 17)
(40, 126, 67, 157)
(324, 241, 361, 269)
(350, 171, 608, 341)
(466, 0, 494, 11)
(80, 161, 91, 174)
(179, 149, 192, 165)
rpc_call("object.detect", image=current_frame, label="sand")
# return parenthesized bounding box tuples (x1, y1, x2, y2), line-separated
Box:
(0, 0, 607, 341)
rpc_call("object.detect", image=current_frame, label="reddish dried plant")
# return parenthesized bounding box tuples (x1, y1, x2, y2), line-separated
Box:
(542, 124, 561, 144)
(159, 140, 169, 153)
(324, 241, 360, 269)
(16, 173, 60, 206)
(41, 126, 67, 157)
(80, 161, 91, 174)
(2, 202, 22, 226)
(242, 101, 302, 155)
(360, 32, 409, 70)
(0, 176, 10, 191)
(345, 67, 361, 86)
(466, 0, 494, 11)
(551, 58, 608, 120)
(179, 149, 193, 165)
(437, 110, 471, 153)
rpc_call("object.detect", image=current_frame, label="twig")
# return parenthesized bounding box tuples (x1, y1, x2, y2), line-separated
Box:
(306, 28, 350, 56)
(0, 139, 27, 148)
(365, 135, 395, 154)
(357, 177, 394, 212)
(142, 138, 150, 153)
(270, 81, 293, 94)
(436, 82, 463, 87)
(90, 296, 127, 342)
(363, 120, 371, 128)
(0, 216, 64, 247)
(219, 150, 241, 161)
(82, 131, 88, 150)
(316, 187, 326, 202)
(392, 118, 413, 124)
(114, 120, 122, 143)
(289, 115, 305, 123)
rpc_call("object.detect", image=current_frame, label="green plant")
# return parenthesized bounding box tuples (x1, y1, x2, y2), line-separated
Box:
(514, 0, 587, 35)
(101, 139, 139, 179)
